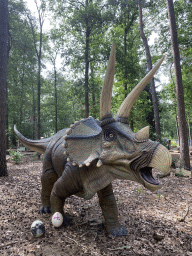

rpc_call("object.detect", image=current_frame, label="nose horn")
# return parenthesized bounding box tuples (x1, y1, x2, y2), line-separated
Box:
(135, 126, 149, 141)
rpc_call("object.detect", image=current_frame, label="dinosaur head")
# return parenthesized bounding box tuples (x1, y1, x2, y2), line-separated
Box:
(62, 43, 172, 192)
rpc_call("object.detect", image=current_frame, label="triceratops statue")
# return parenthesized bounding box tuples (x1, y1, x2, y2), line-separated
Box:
(14, 43, 172, 237)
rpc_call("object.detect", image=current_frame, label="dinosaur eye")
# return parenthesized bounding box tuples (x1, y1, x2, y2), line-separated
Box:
(104, 129, 116, 142)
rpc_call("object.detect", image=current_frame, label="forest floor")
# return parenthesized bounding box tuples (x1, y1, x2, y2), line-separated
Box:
(1, 152, 192, 256)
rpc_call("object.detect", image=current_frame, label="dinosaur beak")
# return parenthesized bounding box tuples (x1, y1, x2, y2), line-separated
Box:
(139, 144, 172, 192)
(148, 144, 172, 175)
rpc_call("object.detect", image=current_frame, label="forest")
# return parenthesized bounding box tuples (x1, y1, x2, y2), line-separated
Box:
(1, 0, 192, 255)
(5, 0, 192, 146)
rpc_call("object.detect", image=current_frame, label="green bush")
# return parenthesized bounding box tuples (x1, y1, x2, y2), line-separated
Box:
(171, 140, 178, 148)
(7, 150, 24, 164)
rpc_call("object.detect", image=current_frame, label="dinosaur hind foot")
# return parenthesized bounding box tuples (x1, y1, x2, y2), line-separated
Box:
(108, 225, 127, 237)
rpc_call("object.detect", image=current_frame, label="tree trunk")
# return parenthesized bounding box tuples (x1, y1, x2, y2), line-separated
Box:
(124, 27, 128, 98)
(32, 84, 36, 139)
(6, 22, 12, 149)
(188, 116, 191, 147)
(90, 63, 96, 118)
(175, 110, 180, 146)
(0, 0, 8, 176)
(28, 1, 44, 140)
(167, 0, 190, 169)
(19, 60, 25, 127)
(138, 1, 161, 141)
(37, 56, 41, 139)
(54, 66, 58, 133)
(84, 0, 90, 118)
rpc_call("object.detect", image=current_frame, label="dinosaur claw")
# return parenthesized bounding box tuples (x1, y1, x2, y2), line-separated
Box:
(40, 206, 52, 214)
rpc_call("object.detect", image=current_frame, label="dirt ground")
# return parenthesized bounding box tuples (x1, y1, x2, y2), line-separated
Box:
(1, 153, 192, 256)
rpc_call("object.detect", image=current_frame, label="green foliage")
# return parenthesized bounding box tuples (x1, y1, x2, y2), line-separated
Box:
(7, 150, 24, 164)
(171, 140, 178, 148)
(7, 0, 192, 146)
(136, 187, 145, 194)
(156, 194, 162, 200)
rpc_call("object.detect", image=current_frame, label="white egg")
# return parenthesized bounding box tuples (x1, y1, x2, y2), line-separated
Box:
(31, 220, 45, 237)
(52, 212, 63, 227)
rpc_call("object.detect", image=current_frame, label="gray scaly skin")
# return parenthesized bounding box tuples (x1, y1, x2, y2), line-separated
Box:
(14, 43, 172, 237)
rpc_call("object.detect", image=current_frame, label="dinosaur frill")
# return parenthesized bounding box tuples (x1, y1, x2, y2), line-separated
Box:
(62, 117, 102, 167)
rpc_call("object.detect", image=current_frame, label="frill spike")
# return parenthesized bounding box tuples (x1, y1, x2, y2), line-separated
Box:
(96, 159, 103, 168)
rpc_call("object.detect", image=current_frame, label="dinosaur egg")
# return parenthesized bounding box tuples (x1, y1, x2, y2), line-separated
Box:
(52, 212, 63, 227)
(31, 220, 45, 238)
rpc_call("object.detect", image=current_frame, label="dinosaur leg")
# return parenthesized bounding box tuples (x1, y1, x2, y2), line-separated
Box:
(40, 168, 58, 214)
(97, 183, 127, 237)
(50, 163, 82, 223)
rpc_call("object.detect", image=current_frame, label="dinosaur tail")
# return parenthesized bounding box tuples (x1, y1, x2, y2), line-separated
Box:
(14, 125, 51, 154)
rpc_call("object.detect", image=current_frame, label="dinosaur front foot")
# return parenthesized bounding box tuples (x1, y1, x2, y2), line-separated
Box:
(108, 225, 127, 237)
(62, 214, 72, 225)
(39, 205, 52, 214)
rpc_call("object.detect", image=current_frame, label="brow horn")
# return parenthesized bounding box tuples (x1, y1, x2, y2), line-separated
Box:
(100, 42, 115, 120)
(116, 56, 164, 119)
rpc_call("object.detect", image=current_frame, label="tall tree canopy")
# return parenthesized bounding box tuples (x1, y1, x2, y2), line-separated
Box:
(5, 0, 192, 170)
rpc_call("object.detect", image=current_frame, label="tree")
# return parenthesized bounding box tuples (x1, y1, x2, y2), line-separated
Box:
(138, 0, 161, 141)
(167, 0, 190, 170)
(7, 0, 38, 143)
(51, 0, 114, 118)
(27, 0, 46, 139)
(0, 0, 8, 176)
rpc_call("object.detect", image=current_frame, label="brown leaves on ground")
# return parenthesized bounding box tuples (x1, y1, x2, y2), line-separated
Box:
(0, 154, 192, 256)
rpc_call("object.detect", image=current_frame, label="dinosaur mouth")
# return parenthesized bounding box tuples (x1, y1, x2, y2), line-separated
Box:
(140, 167, 159, 185)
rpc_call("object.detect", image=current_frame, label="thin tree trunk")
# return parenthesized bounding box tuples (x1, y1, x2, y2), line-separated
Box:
(124, 27, 128, 98)
(32, 84, 36, 139)
(90, 63, 96, 118)
(188, 116, 191, 147)
(19, 62, 25, 127)
(28, 1, 44, 140)
(54, 66, 58, 133)
(85, 0, 90, 118)
(37, 56, 41, 139)
(0, 0, 8, 176)
(138, 1, 161, 141)
(167, 0, 190, 169)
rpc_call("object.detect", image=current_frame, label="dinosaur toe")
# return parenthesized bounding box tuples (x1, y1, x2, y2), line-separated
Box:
(39, 206, 52, 214)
